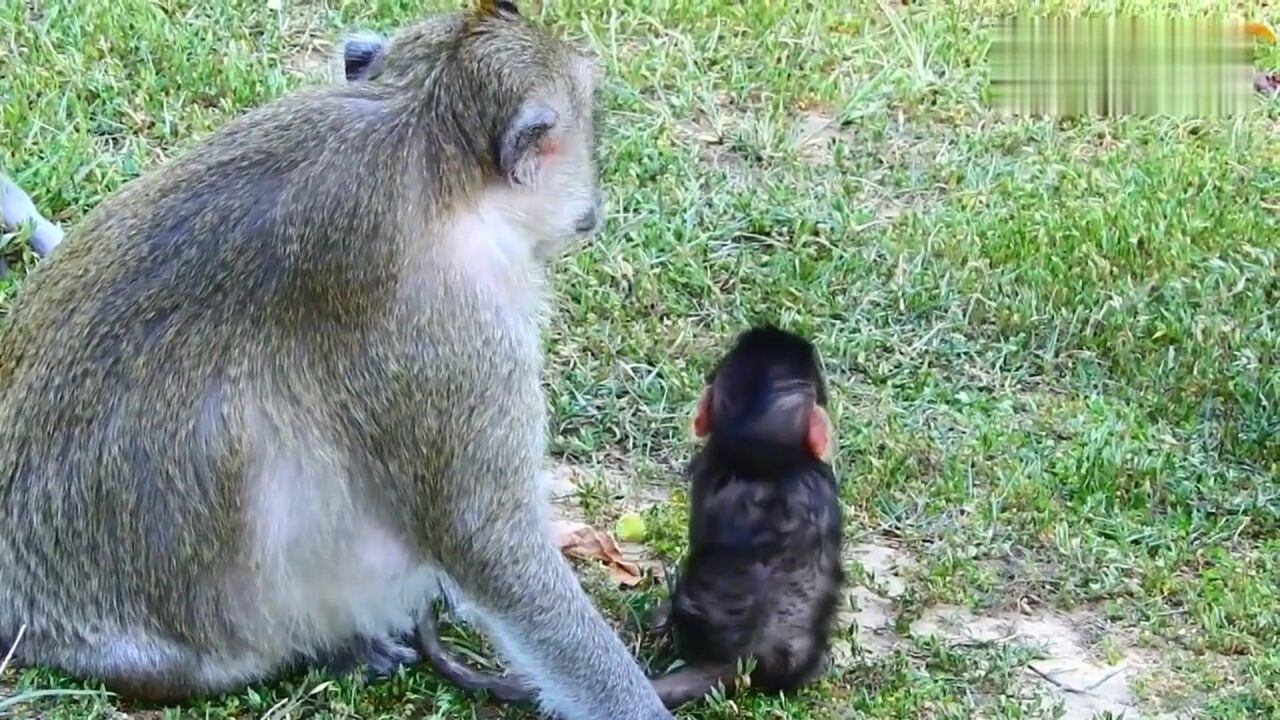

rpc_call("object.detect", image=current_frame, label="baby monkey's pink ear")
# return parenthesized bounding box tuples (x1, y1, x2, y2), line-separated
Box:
(691, 388, 712, 439)
(807, 406, 833, 464)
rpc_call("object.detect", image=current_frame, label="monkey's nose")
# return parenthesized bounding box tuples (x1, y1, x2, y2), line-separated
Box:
(574, 209, 598, 234)
(574, 191, 603, 234)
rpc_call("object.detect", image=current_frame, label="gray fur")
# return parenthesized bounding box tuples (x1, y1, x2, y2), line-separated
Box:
(0, 171, 63, 258)
(0, 5, 667, 720)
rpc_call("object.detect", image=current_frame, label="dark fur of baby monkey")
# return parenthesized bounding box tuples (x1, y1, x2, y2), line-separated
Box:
(656, 324, 845, 704)
(416, 325, 845, 709)
(0, 2, 672, 719)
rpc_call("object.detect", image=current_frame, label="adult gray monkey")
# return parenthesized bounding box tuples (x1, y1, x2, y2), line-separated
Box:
(0, 2, 671, 718)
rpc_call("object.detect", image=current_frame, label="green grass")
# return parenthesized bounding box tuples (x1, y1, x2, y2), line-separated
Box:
(2, 0, 1279, 718)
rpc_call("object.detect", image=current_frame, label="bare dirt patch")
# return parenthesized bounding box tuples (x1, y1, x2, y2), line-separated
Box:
(546, 455, 672, 517)
(834, 533, 1163, 719)
(910, 605, 1159, 719)
(672, 118, 757, 185)
(787, 108, 853, 166)
(838, 543, 915, 660)
(285, 45, 334, 84)
(279, 5, 339, 85)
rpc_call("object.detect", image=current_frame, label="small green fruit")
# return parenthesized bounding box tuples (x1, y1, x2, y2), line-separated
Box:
(615, 513, 648, 543)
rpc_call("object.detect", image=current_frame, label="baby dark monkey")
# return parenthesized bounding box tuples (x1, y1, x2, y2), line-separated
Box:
(652, 324, 845, 705)
(415, 325, 845, 708)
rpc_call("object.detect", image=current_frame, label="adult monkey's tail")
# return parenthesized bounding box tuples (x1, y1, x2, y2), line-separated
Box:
(416, 607, 538, 703)
(416, 605, 744, 709)
(1, 172, 63, 258)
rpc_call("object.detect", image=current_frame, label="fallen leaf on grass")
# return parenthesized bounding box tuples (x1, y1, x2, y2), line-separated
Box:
(553, 519, 644, 587)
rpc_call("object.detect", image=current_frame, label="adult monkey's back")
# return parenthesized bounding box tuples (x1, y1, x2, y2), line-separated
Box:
(0, 2, 671, 718)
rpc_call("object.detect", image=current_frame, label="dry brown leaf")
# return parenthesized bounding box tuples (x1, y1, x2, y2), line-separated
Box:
(553, 519, 644, 587)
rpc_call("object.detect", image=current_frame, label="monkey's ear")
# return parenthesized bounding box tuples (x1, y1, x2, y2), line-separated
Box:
(806, 406, 833, 464)
(691, 388, 712, 440)
(497, 100, 560, 186)
(341, 32, 386, 82)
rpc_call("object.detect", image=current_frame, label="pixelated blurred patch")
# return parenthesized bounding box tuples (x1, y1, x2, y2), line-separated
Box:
(988, 16, 1268, 117)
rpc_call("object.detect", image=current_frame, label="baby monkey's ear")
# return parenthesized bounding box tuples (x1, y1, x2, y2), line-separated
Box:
(339, 31, 387, 82)
(690, 387, 712, 440)
(806, 405, 833, 464)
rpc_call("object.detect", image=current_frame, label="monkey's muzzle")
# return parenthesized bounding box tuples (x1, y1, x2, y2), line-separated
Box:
(574, 190, 604, 235)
